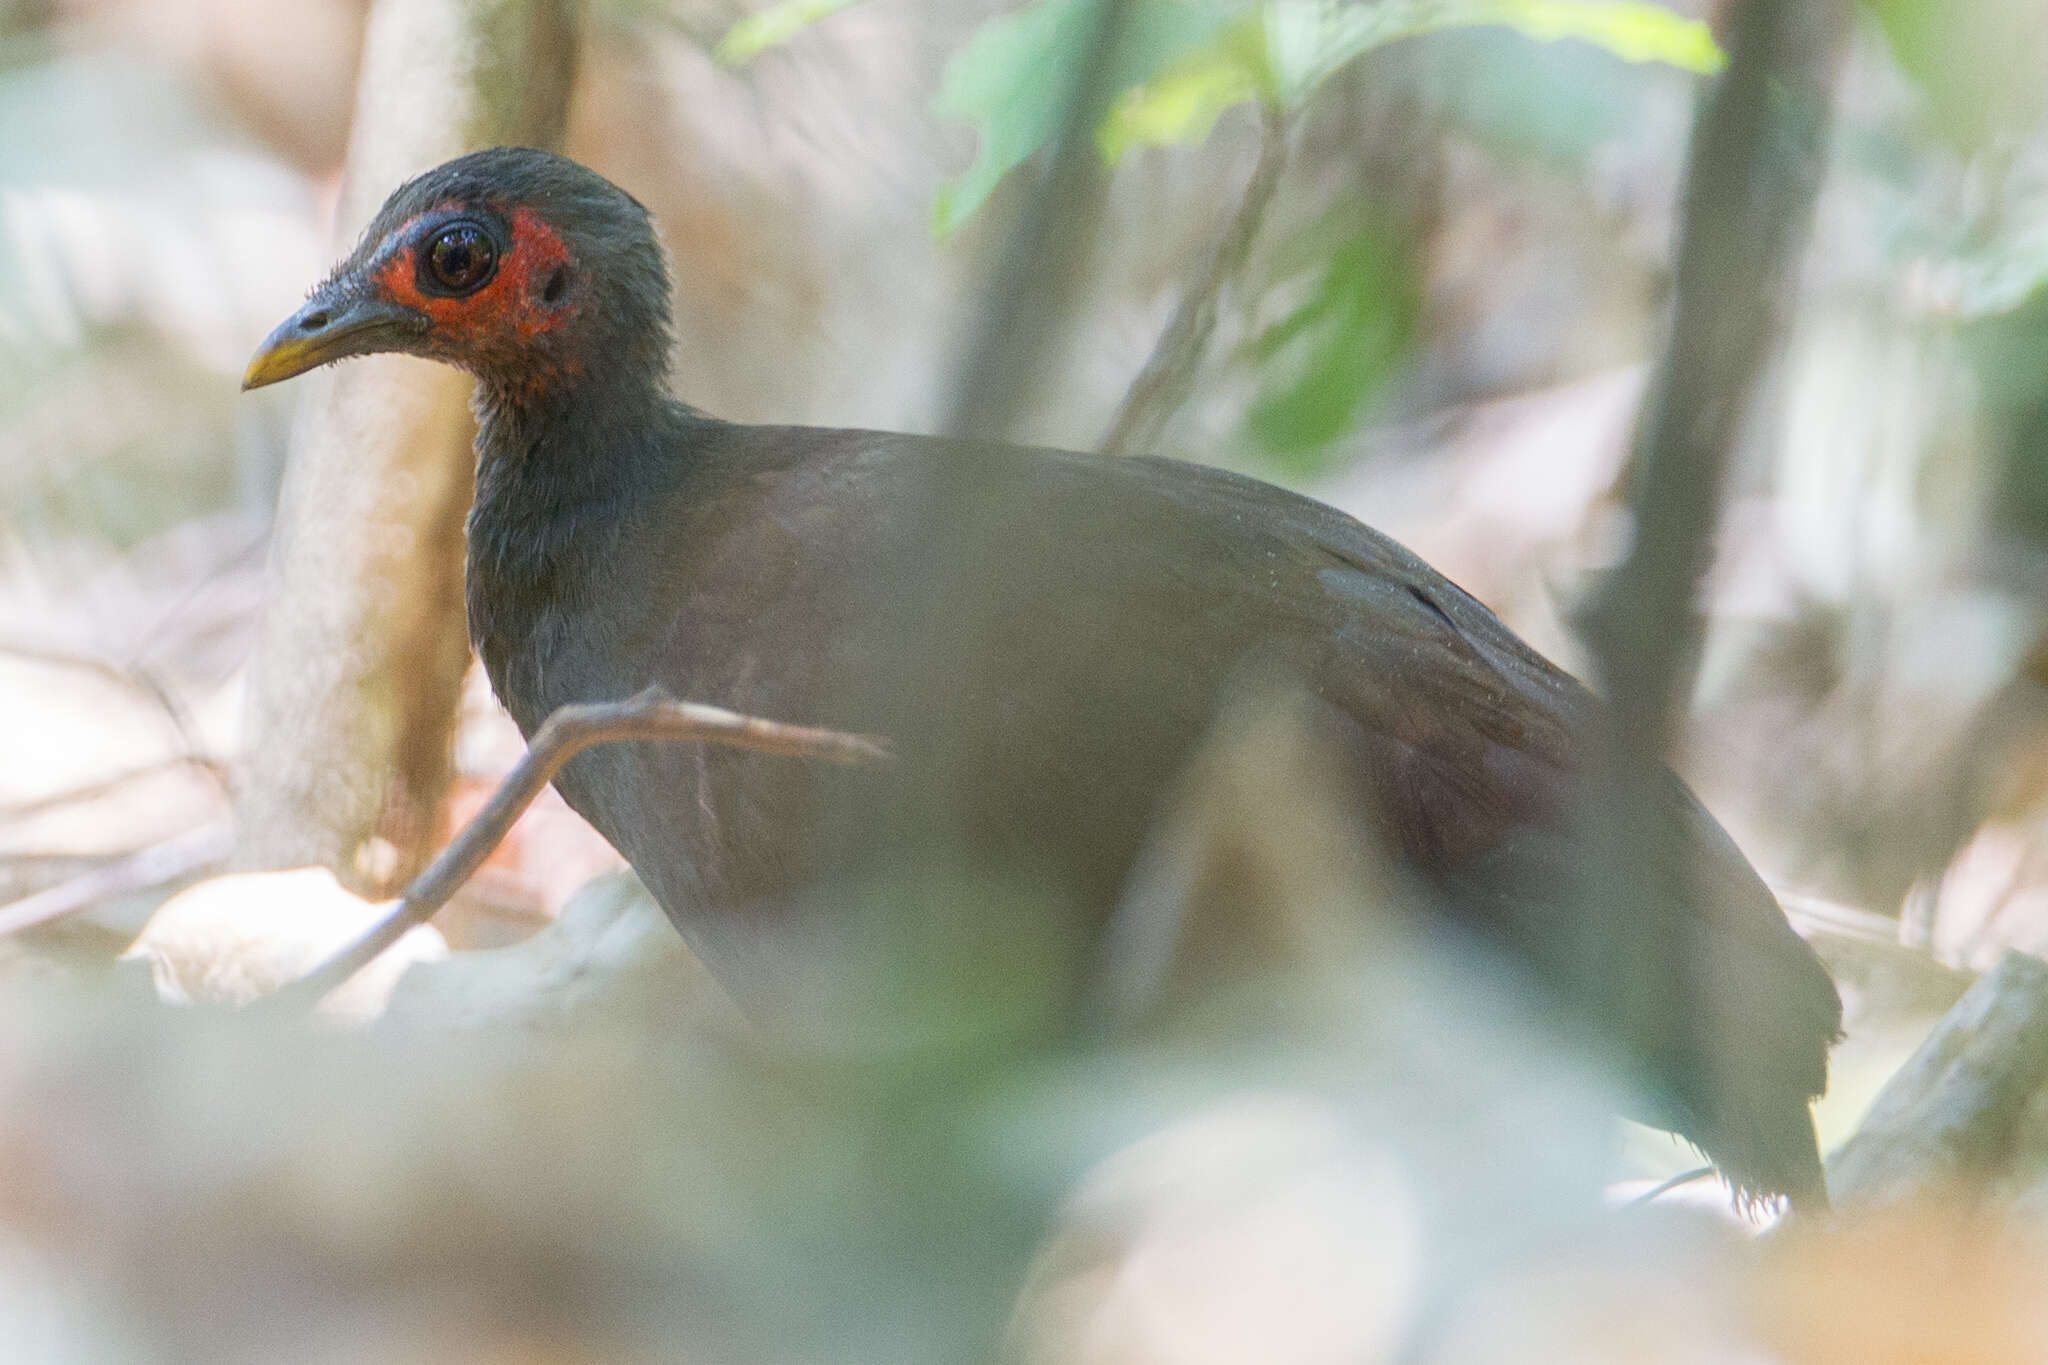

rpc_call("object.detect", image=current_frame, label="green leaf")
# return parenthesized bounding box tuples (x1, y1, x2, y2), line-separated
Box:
(1103, 0, 1723, 158)
(931, 0, 1230, 238)
(1944, 228, 2048, 321)
(1246, 207, 1421, 464)
(1488, 0, 1723, 69)
(715, 0, 878, 64)
(1098, 12, 1271, 161)
(1401, 26, 1653, 165)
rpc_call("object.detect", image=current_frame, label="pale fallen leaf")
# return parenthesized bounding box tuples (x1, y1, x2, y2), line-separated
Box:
(123, 867, 446, 1023)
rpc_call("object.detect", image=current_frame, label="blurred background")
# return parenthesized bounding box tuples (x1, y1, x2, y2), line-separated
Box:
(5, 0, 2048, 1360)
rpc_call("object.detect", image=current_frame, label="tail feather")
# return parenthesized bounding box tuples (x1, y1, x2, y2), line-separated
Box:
(1451, 775, 1843, 1210)
(1666, 790, 1843, 1212)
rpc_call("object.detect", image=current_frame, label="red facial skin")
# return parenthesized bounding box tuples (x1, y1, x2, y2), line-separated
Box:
(370, 203, 580, 388)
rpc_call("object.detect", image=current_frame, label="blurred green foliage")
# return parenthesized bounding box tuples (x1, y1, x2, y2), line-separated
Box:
(1401, 24, 1675, 164)
(714, 0, 875, 63)
(928, 0, 1223, 236)
(1862, 0, 2047, 150)
(1247, 202, 1421, 463)
(718, 0, 1722, 462)
(1101, 0, 1720, 159)
(719, 0, 1719, 213)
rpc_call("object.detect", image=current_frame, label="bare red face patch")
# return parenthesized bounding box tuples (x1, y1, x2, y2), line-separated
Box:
(371, 204, 577, 347)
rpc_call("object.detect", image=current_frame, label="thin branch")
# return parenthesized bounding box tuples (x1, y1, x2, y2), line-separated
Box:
(1626, 1165, 1717, 1208)
(1100, 104, 1290, 459)
(270, 688, 891, 1012)
(1574, 0, 1851, 748)
(0, 822, 232, 939)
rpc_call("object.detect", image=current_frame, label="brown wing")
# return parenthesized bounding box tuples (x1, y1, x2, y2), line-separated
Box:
(530, 424, 1837, 1202)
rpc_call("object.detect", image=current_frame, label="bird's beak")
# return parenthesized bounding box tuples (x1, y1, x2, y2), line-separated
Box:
(242, 285, 428, 391)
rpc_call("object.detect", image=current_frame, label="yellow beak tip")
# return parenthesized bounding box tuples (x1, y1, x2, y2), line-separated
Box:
(240, 338, 314, 392)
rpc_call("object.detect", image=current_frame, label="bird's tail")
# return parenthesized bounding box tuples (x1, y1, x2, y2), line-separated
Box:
(1659, 796, 1844, 1213)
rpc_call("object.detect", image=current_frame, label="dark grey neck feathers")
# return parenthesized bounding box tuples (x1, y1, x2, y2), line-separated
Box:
(464, 375, 700, 693)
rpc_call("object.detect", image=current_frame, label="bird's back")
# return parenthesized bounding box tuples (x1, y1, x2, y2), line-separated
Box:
(470, 415, 1840, 1206)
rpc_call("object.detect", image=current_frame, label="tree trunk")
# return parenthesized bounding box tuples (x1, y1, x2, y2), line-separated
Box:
(237, 0, 581, 893)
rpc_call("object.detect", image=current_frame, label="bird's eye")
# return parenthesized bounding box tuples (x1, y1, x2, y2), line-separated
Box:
(422, 222, 497, 294)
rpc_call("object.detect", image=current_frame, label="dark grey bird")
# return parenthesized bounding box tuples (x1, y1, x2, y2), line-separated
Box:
(245, 147, 1841, 1208)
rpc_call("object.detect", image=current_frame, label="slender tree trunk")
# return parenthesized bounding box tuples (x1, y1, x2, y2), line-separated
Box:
(237, 0, 581, 893)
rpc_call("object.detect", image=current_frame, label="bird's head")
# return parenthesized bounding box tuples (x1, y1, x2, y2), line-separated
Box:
(245, 147, 671, 405)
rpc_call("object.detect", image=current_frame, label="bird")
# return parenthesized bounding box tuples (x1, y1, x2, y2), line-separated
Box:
(244, 147, 1841, 1208)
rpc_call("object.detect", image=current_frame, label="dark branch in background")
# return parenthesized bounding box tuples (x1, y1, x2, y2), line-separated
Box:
(1100, 105, 1290, 459)
(1575, 0, 1850, 738)
(834, 0, 1143, 857)
(1568, 0, 1851, 1166)
(272, 689, 891, 1012)
(939, 0, 1136, 445)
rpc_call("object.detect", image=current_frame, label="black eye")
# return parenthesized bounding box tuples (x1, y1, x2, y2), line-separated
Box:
(422, 222, 497, 294)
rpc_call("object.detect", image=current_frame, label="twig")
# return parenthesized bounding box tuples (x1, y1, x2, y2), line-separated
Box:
(1626, 1165, 1718, 1208)
(1100, 104, 1289, 459)
(269, 688, 891, 1011)
(0, 822, 233, 938)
